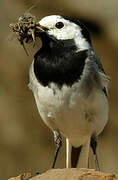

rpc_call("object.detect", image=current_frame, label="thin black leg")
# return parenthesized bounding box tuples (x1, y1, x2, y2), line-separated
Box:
(90, 135, 100, 171)
(52, 131, 62, 168)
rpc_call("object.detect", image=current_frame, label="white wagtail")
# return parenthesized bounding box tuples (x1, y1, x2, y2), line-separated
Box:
(28, 15, 109, 170)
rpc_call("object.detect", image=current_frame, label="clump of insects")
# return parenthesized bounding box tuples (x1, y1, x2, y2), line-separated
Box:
(9, 13, 44, 55)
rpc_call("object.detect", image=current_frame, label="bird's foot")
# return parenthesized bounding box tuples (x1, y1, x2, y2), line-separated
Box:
(52, 131, 62, 168)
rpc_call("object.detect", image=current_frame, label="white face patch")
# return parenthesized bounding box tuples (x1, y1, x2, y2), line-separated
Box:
(39, 15, 91, 51)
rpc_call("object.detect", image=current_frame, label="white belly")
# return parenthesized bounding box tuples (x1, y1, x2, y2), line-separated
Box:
(29, 63, 109, 146)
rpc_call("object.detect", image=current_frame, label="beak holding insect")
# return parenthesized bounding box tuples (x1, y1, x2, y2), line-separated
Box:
(36, 23, 45, 32)
(22, 23, 47, 55)
(9, 16, 48, 56)
(36, 22, 48, 33)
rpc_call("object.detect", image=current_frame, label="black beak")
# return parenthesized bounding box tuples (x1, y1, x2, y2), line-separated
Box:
(36, 23, 49, 32)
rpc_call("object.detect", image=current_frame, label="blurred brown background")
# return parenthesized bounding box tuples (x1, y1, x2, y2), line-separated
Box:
(0, 0, 118, 179)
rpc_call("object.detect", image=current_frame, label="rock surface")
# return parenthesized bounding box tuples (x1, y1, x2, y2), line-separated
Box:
(8, 168, 118, 180)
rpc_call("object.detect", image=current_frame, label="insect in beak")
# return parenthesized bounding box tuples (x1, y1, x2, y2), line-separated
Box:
(9, 13, 46, 56)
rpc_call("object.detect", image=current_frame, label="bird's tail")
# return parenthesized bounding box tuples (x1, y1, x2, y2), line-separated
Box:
(66, 138, 90, 168)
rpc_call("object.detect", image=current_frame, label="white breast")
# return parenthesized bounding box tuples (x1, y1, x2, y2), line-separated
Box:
(29, 62, 109, 146)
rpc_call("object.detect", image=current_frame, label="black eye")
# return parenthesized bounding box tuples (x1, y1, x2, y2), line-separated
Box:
(55, 22, 64, 29)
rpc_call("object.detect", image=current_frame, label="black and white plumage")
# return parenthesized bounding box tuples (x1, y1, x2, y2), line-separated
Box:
(29, 15, 109, 169)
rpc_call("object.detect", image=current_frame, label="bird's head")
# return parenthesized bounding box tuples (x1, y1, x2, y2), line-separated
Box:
(38, 15, 92, 51)
(10, 14, 92, 53)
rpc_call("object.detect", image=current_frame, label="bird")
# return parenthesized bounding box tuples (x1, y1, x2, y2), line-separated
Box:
(28, 15, 109, 170)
